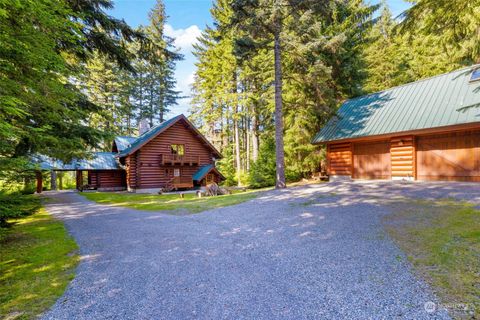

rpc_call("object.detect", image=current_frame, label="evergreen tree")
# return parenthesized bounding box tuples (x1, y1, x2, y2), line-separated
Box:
(401, 0, 480, 64)
(364, 2, 461, 93)
(131, 1, 183, 127)
(0, 0, 108, 171)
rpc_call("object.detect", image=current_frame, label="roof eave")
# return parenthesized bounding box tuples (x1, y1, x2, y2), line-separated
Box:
(313, 121, 480, 145)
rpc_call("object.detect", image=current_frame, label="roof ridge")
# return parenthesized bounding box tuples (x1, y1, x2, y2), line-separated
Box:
(137, 114, 183, 138)
(347, 64, 480, 104)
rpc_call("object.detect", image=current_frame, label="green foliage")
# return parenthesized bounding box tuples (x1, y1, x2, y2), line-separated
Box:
(401, 0, 480, 64)
(82, 1, 183, 137)
(248, 136, 276, 188)
(384, 200, 480, 318)
(217, 147, 238, 186)
(192, 0, 377, 186)
(0, 0, 146, 180)
(0, 193, 41, 228)
(363, 2, 462, 93)
(0, 209, 78, 318)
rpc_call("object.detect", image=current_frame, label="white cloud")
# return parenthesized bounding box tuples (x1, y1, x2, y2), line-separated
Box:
(164, 24, 202, 54)
(163, 24, 202, 117)
(178, 72, 195, 93)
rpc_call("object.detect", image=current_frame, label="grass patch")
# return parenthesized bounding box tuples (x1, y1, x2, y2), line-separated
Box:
(384, 200, 479, 319)
(0, 208, 79, 319)
(82, 189, 266, 213)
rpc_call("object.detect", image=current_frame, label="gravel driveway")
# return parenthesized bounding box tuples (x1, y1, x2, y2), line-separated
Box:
(42, 181, 478, 320)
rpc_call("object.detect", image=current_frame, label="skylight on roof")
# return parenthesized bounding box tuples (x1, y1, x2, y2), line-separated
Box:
(470, 68, 480, 82)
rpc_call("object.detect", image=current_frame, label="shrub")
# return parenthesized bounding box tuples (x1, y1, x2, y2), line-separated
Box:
(0, 193, 41, 228)
(217, 147, 238, 186)
(248, 136, 276, 188)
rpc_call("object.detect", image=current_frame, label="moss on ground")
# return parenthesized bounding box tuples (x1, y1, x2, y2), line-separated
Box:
(0, 209, 79, 319)
(384, 200, 479, 319)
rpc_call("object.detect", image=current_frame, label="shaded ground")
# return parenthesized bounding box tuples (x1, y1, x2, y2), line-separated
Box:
(81, 189, 262, 213)
(0, 209, 78, 320)
(41, 181, 479, 319)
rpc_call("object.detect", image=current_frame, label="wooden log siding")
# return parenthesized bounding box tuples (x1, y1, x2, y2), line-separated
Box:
(390, 136, 416, 179)
(125, 154, 138, 189)
(88, 170, 126, 189)
(128, 120, 215, 189)
(327, 142, 352, 176)
(353, 141, 391, 179)
(417, 130, 480, 181)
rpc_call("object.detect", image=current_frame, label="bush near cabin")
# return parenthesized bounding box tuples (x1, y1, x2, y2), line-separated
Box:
(0, 193, 41, 237)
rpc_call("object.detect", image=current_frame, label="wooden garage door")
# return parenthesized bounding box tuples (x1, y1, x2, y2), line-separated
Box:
(353, 141, 391, 179)
(417, 131, 480, 181)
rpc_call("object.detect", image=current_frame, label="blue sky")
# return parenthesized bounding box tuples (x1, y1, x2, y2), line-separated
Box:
(109, 0, 411, 117)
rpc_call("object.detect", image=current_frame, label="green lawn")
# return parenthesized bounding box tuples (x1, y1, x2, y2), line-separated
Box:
(0, 209, 79, 320)
(82, 189, 265, 213)
(384, 200, 479, 319)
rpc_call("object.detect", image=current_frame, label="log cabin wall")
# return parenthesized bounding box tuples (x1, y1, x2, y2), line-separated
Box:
(88, 170, 126, 190)
(327, 142, 352, 177)
(125, 154, 138, 190)
(129, 120, 215, 189)
(390, 136, 416, 180)
(353, 140, 391, 179)
(416, 130, 480, 182)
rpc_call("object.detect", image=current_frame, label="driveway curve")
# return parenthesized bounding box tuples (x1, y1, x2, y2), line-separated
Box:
(41, 181, 472, 320)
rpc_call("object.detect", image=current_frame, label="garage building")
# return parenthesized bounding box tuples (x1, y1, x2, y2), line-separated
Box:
(313, 65, 480, 182)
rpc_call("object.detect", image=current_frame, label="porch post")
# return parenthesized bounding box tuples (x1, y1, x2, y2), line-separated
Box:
(35, 170, 43, 194)
(76, 170, 83, 191)
(50, 170, 57, 190)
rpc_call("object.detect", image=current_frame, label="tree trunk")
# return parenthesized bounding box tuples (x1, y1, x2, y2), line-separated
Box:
(274, 24, 286, 189)
(234, 112, 242, 186)
(246, 115, 250, 172)
(50, 170, 57, 190)
(252, 105, 259, 162)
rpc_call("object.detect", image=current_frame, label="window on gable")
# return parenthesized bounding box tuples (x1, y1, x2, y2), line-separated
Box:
(470, 68, 480, 82)
(171, 144, 185, 155)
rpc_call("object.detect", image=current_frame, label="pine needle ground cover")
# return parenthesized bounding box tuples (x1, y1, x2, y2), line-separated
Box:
(383, 200, 479, 319)
(0, 209, 79, 319)
(82, 189, 267, 213)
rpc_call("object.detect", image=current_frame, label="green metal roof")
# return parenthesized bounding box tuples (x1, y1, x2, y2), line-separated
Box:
(114, 136, 137, 152)
(193, 164, 214, 181)
(34, 152, 121, 171)
(193, 164, 225, 181)
(313, 65, 480, 143)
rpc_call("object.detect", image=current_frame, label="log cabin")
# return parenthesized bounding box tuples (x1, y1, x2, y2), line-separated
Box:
(313, 65, 480, 182)
(36, 114, 224, 192)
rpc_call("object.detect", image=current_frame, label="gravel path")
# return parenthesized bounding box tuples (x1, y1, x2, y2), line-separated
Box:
(41, 181, 476, 320)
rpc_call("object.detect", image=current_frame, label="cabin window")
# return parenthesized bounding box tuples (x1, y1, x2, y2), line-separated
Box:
(471, 68, 480, 82)
(174, 168, 181, 177)
(171, 144, 185, 156)
(206, 173, 214, 184)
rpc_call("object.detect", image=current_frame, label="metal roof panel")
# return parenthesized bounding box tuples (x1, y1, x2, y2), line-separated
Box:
(313, 65, 480, 143)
